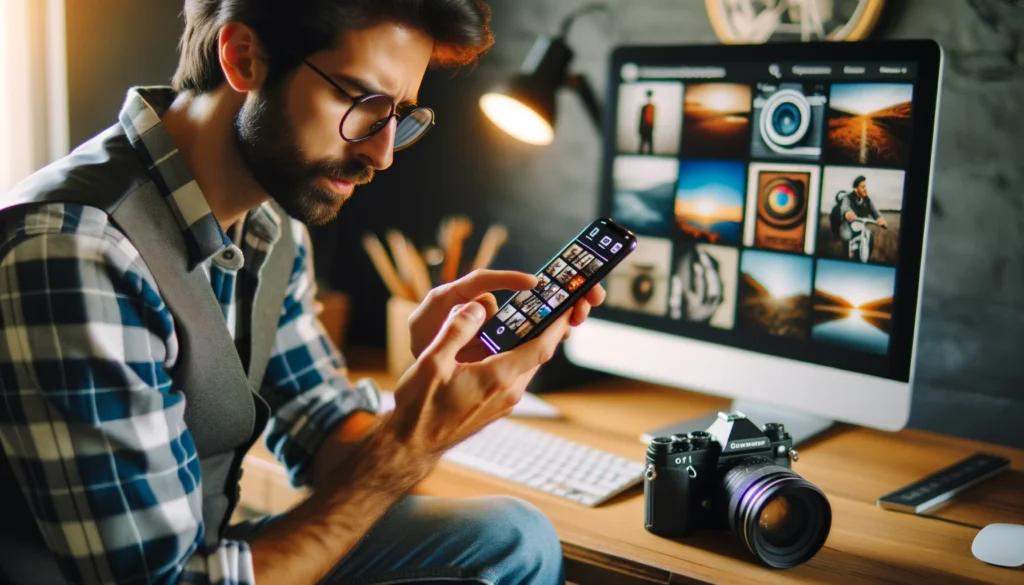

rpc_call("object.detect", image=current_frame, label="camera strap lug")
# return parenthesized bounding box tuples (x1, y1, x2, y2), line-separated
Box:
(687, 465, 698, 479)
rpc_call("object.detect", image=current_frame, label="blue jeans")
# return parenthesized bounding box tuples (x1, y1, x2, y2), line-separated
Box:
(231, 495, 565, 585)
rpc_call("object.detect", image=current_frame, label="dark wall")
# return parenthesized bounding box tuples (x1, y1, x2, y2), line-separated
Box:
(320, 0, 1024, 448)
(62, 1, 1024, 448)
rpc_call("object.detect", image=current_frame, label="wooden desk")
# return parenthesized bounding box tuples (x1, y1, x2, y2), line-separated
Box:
(348, 355, 1024, 585)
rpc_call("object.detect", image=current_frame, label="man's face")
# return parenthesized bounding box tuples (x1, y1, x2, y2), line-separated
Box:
(235, 22, 433, 226)
(855, 182, 868, 198)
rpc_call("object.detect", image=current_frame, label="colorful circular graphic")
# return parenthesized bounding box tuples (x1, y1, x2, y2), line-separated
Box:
(759, 177, 807, 229)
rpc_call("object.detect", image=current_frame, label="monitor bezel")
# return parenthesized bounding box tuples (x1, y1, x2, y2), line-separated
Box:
(567, 40, 943, 431)
(589, 39, 942, 384)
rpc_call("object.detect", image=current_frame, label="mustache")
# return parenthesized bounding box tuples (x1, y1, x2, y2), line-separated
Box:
(314, 161, 375, 186)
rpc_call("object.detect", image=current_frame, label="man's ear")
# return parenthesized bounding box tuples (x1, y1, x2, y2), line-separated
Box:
(218, 22, 268, 93)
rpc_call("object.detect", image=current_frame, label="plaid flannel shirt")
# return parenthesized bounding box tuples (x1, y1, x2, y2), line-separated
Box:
(0, 87, 379, 585)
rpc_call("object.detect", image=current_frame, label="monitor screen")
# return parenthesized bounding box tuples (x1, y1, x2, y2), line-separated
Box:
(590, 41, 942, 385)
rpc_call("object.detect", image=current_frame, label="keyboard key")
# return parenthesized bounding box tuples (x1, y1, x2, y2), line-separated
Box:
(441, 419, 645, 507)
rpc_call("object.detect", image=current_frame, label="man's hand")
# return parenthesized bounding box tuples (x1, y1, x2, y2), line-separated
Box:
(388, 301, 572, 459)
(845, 211, 857, 222)
(877, 217, 888, 228)
(407, 269, 605, 364)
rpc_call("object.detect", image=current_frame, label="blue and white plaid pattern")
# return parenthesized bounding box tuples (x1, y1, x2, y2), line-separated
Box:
(0, 87, 378, 584)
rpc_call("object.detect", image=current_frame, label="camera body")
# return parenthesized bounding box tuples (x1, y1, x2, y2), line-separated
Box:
(751, 82, 827, 160)
(644, 412, 796, 538)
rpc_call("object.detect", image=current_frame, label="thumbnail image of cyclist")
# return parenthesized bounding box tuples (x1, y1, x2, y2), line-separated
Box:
(638, 90, 656, 154)
(834, 175, 887, 262)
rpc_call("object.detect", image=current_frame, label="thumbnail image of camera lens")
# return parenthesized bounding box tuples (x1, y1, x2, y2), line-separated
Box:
(758, 177, 807, 230)
(744, 163, 820, 255)
(606, 236, 671, 316)
(751, 83, 827, 160)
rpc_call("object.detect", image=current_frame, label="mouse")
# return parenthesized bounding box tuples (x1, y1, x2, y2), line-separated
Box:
(972, 523, 1024, 568)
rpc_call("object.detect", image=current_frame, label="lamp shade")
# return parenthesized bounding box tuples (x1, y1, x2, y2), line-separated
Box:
(480, 35, 574, 145)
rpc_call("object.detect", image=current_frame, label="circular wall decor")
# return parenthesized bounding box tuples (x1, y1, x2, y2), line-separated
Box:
(706, 0, 887, 44)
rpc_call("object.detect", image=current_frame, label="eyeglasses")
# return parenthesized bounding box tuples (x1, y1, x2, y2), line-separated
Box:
(303, 59, 435, 151)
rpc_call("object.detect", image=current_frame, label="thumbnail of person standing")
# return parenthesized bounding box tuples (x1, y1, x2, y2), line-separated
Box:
(638, 89, 656, 154)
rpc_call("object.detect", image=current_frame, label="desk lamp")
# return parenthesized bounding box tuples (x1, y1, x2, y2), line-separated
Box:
(479, 4, 607, 145)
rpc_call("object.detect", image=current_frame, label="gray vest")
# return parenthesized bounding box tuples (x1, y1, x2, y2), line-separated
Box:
(0, 124, 293, 584)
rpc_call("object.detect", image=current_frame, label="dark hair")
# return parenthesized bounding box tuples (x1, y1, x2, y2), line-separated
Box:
(172, 0, 494, 93)
(853, 175, 866, 189)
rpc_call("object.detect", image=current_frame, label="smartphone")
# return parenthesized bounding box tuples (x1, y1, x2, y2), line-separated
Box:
(477, 218, 637, 354)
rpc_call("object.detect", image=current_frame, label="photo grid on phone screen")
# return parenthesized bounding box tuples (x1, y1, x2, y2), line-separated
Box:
(495, 238, 607, 338)
(607, 61, 917, 368)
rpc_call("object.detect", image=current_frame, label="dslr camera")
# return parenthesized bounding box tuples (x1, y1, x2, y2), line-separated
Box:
(751, 82, 827, 159)
(644, 412, 831, 568)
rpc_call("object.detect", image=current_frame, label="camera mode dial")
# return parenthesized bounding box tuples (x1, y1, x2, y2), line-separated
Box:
(762, 422, 787, 442)
(670, 434, 693, 451)
(649, 436, 674, 455)
(688, 431, 712, 449)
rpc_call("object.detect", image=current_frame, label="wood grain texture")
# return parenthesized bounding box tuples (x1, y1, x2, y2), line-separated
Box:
(348, 360, 1024, 584)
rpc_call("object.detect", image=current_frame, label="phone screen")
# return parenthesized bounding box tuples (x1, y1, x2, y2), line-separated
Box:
(478, 218, 637, 354)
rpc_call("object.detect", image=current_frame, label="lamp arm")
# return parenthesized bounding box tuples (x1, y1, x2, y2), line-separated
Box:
(564, 73, 603, 131)
(559, 3, 611, 38)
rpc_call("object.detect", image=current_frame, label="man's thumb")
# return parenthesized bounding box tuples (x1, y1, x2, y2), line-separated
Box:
(428, 301, 487, 361)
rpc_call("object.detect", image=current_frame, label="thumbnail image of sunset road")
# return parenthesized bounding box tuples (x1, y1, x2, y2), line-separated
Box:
(824, 83, 914, 167)
(812, 291, 892, 334)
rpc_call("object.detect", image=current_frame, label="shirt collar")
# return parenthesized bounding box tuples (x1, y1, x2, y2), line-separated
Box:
(117, 86, 283, 269)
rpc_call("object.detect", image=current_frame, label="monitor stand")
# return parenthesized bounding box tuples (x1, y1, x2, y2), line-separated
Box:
(639, 399, 834, 447)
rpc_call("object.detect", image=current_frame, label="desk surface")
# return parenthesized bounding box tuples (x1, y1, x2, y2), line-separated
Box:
(347, 352, 1024, 585)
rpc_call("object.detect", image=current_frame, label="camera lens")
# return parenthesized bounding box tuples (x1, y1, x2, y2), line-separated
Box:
(771, 102, 801, 137)
(723, 458, 831, 568)
(760, 89, 811, 149)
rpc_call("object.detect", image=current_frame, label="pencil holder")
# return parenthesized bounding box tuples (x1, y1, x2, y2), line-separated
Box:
(387, 296, 420, 377)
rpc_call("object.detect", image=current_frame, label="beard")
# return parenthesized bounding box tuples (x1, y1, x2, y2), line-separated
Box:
(233, 83, 374, 227)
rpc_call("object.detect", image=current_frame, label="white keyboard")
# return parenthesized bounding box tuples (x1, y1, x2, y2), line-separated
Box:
(442, 418, 647, 507)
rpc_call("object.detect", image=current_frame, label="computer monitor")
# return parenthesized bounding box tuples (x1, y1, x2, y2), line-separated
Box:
(564, 40, 944, 443)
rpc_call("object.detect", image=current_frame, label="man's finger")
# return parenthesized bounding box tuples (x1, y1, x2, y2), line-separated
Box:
(570, 302, 590, 327)
(472, 293, 500, 319)
(424, 301, 488, 365)
(436, 270, 537, 304)
(584, 284, 606, 307)
(473, 312, 571, 388)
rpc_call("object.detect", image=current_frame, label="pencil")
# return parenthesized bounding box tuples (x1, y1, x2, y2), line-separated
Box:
(362, 233, 414, 301)
(391, 230, 432, 301)
(441, 216, 472, 283)
(423, 246, 444, 287)
(471, 224, 508, 271)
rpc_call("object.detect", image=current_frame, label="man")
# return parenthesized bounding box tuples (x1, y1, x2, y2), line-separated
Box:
(0, 1, 605, 584)
(839, 175, 887, 258)
(637, 89, 655, 155)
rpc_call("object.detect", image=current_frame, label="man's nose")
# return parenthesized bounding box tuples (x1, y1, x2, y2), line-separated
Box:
(353, 117, 396, 171)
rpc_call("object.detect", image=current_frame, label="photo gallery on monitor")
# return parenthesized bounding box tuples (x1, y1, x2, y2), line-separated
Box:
(597, 43, 941, 382)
